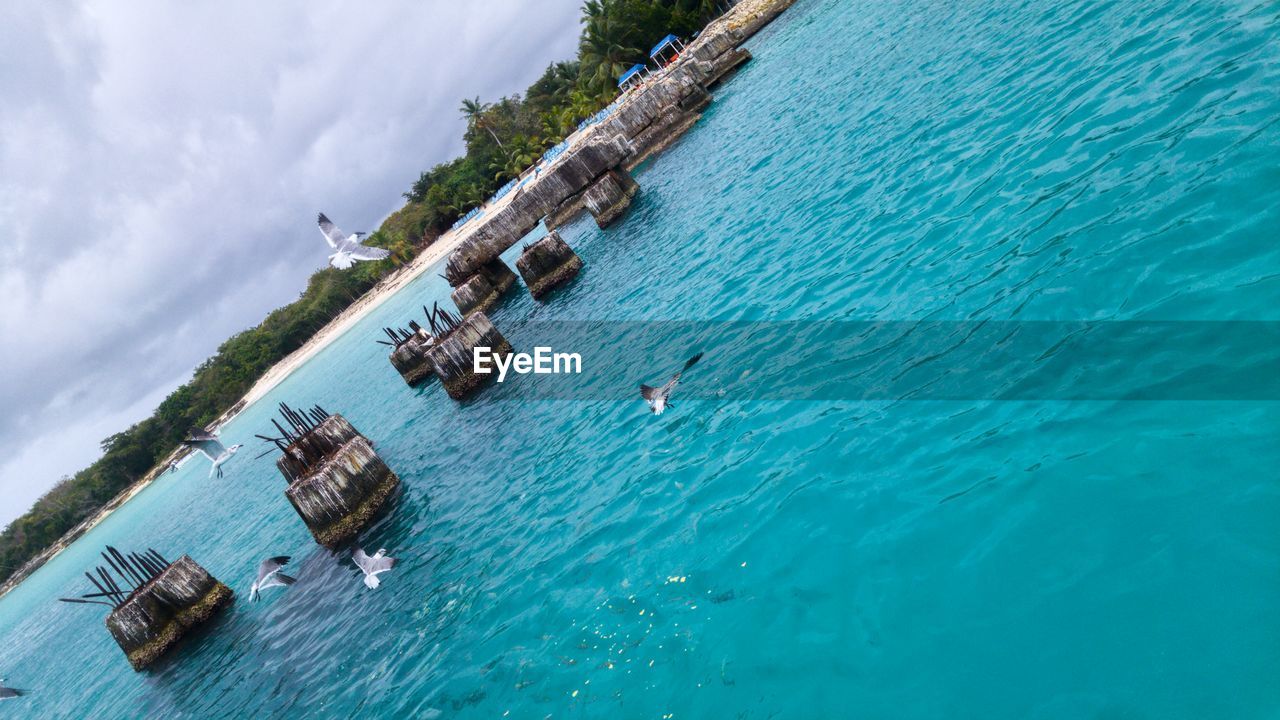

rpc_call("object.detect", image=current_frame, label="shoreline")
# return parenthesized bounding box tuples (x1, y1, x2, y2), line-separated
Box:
(0, 0, 794, 601)
(0, 192, 511, 601)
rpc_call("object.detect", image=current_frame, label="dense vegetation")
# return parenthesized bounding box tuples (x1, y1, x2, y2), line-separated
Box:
(0, 0, 729, 585)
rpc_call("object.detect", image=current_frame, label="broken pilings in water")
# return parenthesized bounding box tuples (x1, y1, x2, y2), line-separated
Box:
(425, 309, 512, 400)
(516, 231, 582, 300)
(261, 404, 400, 547)
(59, 547, 232, 671)
(451, 257, 516, 316)
(583, 168, 640, 228)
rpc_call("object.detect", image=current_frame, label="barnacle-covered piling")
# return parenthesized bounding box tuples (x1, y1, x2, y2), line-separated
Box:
(60, 547, 231, 671)
(516, 231, 582, 300)
(262, 405, 400, 547)
(425, 309, 512, 400)
(583, 168, 640, 228)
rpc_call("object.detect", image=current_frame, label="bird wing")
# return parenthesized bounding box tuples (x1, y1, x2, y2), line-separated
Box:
(348, 243, 391, 261)
(0, 687, 22, 699)
(317, 213, 347, 248)
(258, 571, 296, 590)
(369, 554, 397, 575)
(182, 431, 226, 461)
(256, 556, 291, 583)
(639, 384, 660, 401)
(354, 548, 396, 575)
(352, 548, 374, 574)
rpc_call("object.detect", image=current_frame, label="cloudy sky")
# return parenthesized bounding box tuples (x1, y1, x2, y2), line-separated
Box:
(0, 1, 582, 527)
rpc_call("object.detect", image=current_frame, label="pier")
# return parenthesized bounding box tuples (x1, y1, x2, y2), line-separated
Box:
(441, 0, 795, 312)
(59, 547, 232, 671)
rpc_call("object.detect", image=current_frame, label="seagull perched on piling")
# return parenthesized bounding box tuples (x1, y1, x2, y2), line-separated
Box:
(317, 213, 390, 269)
(352, 547, 396, 589)
(0, 678, 24, 700)
(639, 352, 703, 415)
(249, 556, 297, 602)
(181, 429, 242, 479)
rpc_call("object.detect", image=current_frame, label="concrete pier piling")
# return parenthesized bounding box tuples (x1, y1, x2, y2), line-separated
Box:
(381, 312, 436, 386)
(450, 273, 498, 317)
(477, 256, 518, 294)
(425, 309, 512, 400)
(59, 547, 232, 671)
(389, 332, 435, 386)
(516, 231, 583, 300)
(583, 168, 640, 228)
(264, 405, 401, 547)
(451, 256, 517, 316)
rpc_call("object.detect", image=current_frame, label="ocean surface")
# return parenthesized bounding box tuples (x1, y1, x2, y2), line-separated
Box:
(3, 0, 1278, 717)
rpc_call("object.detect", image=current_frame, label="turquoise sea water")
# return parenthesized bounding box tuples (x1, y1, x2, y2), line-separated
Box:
(3, 0, 1279, 716)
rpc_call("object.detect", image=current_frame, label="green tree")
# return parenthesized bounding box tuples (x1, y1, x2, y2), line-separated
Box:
(460, 97, 504, 149)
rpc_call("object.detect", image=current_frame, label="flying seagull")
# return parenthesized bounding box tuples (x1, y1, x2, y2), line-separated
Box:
(352, 547, 397, 589)
(317, 213, 390, 269)
(639, 352, 703, 415)
(181, 429, 242, 479)
(0, 678, 23, 701)
(249, 556, 297, 602)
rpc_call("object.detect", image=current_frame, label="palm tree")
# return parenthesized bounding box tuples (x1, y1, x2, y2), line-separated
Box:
(577, 0, 643, 97)
(579, 18, 642, 96)
(459, 97, 504, 149)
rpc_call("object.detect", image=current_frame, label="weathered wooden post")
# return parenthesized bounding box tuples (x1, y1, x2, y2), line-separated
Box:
(262, 404, 401, 547)
(425, 308, 513, 400)
(583, 168, 640, 228)
(515, 231, 583, 300)
(59, 547, 232, 671)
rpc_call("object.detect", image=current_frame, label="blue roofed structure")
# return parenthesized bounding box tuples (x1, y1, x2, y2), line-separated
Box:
(617, 63, 647, 89)
(649, 33, 686, 66)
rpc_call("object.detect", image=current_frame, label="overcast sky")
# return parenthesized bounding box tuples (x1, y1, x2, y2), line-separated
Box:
(0, 1, 583, 527)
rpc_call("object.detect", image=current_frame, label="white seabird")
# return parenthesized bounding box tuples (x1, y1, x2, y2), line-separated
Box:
(181, 429, 242, 479)
(249, 555, 297, 602)
(317, 213, 391, 269)
(352, 547, 397, 589)
(639, 352, 703, 415)
(0, 678, 24, 701)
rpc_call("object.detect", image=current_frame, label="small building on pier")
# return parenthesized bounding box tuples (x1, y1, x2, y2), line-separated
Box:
(649, 34, 686, 67)
(618, 63, 648, 92)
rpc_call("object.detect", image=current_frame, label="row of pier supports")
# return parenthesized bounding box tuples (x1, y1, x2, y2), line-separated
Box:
(59, 403, 408, 672)
(52, 0, 797, 675)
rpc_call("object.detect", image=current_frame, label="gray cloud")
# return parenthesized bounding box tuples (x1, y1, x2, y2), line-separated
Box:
(0, 0, 583, 525)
